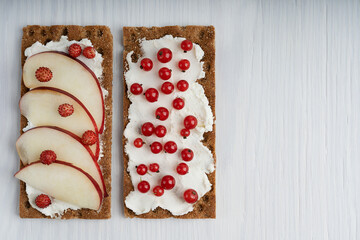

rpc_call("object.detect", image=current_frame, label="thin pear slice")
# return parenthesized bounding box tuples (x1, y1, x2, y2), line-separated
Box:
(19, 87, 100, 159)
(15, 161, 102, 210)
(23, 51, 105, 133)
(16, 126, 107, 196)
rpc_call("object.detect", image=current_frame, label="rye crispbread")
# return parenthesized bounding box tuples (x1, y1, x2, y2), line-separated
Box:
(123, 26, 216, 218)
(19, 25, 113, 219)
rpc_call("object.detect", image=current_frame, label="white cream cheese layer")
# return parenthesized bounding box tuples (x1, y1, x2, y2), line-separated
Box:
(23, 36, 104, 218)
(26, 185, 80, 218)
(124, 35, 215, 215)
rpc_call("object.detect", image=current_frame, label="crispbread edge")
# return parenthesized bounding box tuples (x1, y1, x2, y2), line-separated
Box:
(19, 25, 113, 219)
(123, 26, 216, 219)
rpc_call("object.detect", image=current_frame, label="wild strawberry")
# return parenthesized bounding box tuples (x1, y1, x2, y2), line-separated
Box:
(68, 43, 82, 58)
(81, 130, 98, 145)
(40, 150, 57, 165)
(35, 194, 52, 208)
(83, 46, 96, 59)
(58, 103, 74, 117)
(35, 67, 52, 82)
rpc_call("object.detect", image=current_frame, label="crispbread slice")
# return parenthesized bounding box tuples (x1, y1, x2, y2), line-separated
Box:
(123, 26, 216, 218)
(19, 25, 113, 219)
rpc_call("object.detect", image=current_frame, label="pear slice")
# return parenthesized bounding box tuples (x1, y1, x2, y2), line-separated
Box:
(23, 51, 105, 133)
(19, 87, 99, 159)
(15, 161, 103, 210)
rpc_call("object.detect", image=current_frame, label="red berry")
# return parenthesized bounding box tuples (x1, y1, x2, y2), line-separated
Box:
(176, 163, 189, 175)
(183, 189, 198, 203)
(153, 186, 164, 196)
(178, 59, 190, 71)
(58, 103, 74, 117)
(141, 122, 155, 136)
(83, 46, 96, 59)
(154, 125, 167, 138)
(134, 138, 144, 148)
(161, 82, 174, 94)
(140, 58, 153, 71)
(158, 67, 172, 80)
(130, 83, 143, 95)
(136, 164, 148, 175)
(177, 80, 189, 91)
(164, 141, 177, 154)
(35, 67, 53, 82)
(155, 107, 169, 121)
(181, 148, 194, 161)
(180, 128, 190, 138)
(157, 48, 172, 63)
(161, 175, 176, 190)
(145, 88, 159, 102)
(68, 43, 82, 58)
(149, 163, 160, 172)
(35, 194, 52, 208)
(173, 98, 185, 110)
(138, 181, 150, 193)
(150, 142, 162, 154)
(81, 130, 98, 145)
(184, 115, 197, 129)
(40, 150, 57, 165)
(181, 40, 193, 52)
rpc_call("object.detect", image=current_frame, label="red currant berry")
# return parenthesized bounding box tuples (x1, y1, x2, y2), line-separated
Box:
(134, 138, 144, 148)
(161, 175, 176, 190)
(181, 148, 194, 161)
(161, 82, 174, 94)
(176, 163, 189, 175)
(159, 67, 171, 80)
(153, 186, 164, 196)
(183, 189, 198, 203)
(141, 122, 155, 136)
(136, 164, 148, 175)
(138, 181, 150, 193)
(164, 141, 177, 154)
(145, 88, 159, 102)
(177, 80, 189, 91)
(180, 128, 190, 138)
(140, 58, 153, 71)
(149, 163, 160, 172)
(150, 141, 162, 154)
(130, 83, 143, 95)
(184, 115, 197, 129)
(157, 48, 172, 63)
(40, 150, 57, 165)
(181, 40, 193, 52)
(155, 107, 169, 121)
(154, 125, 167, 138)
(173, 98, 185, 110)
(178, 59, 190, 71)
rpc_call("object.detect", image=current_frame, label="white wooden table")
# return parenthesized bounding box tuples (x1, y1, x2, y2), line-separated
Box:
(0, 0, 359, 239)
